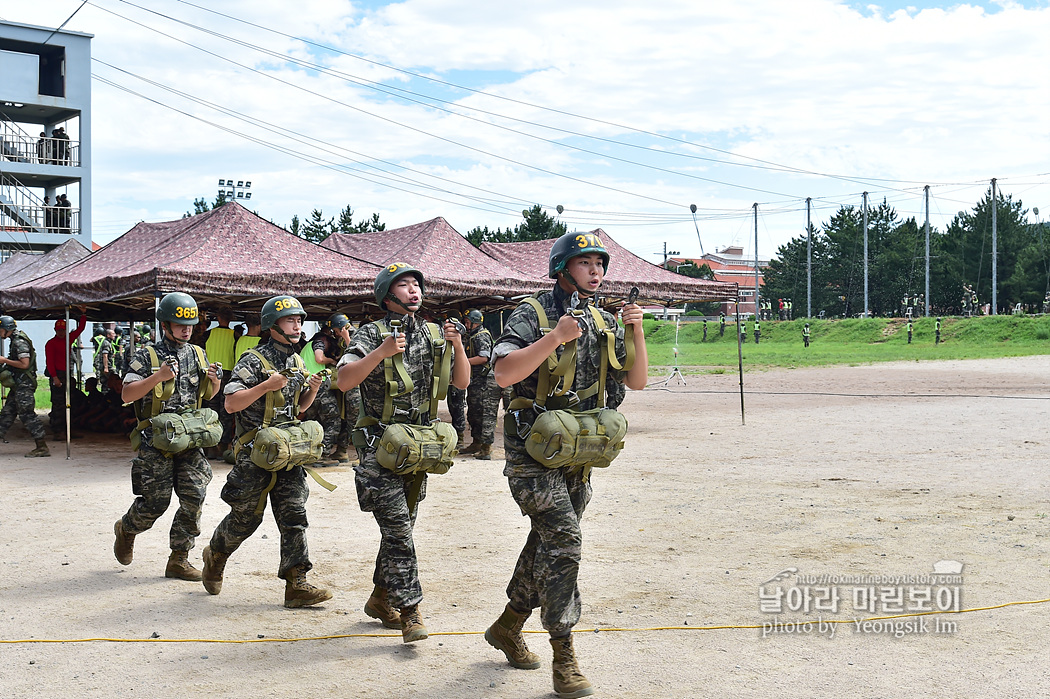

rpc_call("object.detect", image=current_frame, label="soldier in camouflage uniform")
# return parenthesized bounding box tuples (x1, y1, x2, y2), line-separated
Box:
(306, 313, 355, 465)
(337, 263, 469, 643)
(459, 308, 500, 460)
(485, 232, 648, 699)
(94, 328, 115, 394)
(112, 293, 221, 580)
(445, 312, 467, 442)
(201, 295, 329, 609)
(0, 316, 51, 457)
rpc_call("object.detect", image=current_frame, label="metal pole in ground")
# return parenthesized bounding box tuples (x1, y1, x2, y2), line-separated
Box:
(736, 298, 745, 426)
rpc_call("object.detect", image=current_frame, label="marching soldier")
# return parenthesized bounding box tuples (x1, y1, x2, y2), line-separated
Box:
(459, 309, 500, 460)
(201, 295, 330, 608)
(336, 264, 469, 643)
(308, 313, 355, 465)
(485, 232, 648, 698)
(0, 316, 51, 457)
(112, 293, 221, 579)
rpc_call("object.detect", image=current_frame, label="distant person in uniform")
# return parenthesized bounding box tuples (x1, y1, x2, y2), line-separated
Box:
(907, 320, 913, 344)
(719, 312, 726, 337)
(935, 318, 941, 345)
(803, 323, 810, 348)
(702, 318, 708, 342)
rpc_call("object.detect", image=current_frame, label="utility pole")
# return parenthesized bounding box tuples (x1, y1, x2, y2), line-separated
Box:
(991, 177, 998, 315)
(806, 197, 812, 318)
(753, 203, 760, 319)
(924, 186, 931, 317)
(862, 192, 869, 318)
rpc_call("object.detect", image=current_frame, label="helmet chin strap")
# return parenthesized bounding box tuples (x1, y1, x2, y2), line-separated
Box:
(271, 325, 300, 345)
(164, 322, 187, 346)
(385, 294, 421, 313)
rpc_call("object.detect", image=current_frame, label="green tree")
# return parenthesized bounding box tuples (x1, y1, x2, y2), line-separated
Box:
(465, 205, 567, 247)
(300, 209, 334, 243)
(183, 192, 228, 218)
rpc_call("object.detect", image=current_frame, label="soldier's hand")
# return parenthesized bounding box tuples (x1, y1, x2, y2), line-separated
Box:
(307, 372, 324, 391)
(551, 313, 583, 344)
(263, 372, 289, 391)
(156, 362, 176, 381)
(443, 320, 462, 346)
(207, 362, 221, 382)
(379, 333, 406, 358)
(621, 303, 644, 328)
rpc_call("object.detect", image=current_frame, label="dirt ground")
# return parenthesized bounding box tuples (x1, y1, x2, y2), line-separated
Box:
(1, 356, 1048, 698)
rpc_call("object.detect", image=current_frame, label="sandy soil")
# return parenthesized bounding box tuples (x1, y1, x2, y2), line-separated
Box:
(1, 356, 1048, 698)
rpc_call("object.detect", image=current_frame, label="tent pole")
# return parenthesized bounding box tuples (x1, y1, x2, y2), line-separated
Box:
(65, 306, 72, 459)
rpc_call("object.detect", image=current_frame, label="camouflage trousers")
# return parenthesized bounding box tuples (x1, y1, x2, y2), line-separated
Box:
(208, 454, 312, 579)
(0, 375, 46, 440)
(447, 385, 466, 435)
(355, 451, 427, 609)
(121, 443, 212, 552)
(466, 372, 500, 445)
(506, 469, 592, 636)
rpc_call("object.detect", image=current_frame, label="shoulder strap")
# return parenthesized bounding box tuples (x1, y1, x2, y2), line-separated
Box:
(372, 320, 413, 424)
(245, 348, 283, 429)
(522, 296, 578, 409)
(191, 344, 210, 408)
(425, 322, 451, 420)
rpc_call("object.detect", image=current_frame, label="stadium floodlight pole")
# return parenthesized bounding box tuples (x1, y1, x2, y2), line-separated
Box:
(991, 178, 998, 315)
(924, 186, 931, 317)
(863, 192, 869, 318)
(753, 203, 760, 321)
(806, 197, 812, 318)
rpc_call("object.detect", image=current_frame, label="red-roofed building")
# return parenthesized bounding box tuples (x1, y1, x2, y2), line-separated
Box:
(669, 246, 769, 317)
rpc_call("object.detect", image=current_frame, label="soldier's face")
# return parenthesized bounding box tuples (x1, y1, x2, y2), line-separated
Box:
(166, 322, 194, 343)
(389, 276, 422, 312)
(272, 315, 303, 343)
(562, 253, 605, 295)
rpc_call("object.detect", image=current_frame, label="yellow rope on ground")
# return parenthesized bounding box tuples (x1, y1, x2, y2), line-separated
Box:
(2, 598, 1046, 645)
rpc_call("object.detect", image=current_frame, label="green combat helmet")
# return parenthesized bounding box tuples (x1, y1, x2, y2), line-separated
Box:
(0, 315, 16, 331)
(466, 309, 484, 324)
(157, 292, 200, 325)
(261, 295, 306, 332)
(374, 263, 425, 312)
(325, 313, 350, 330)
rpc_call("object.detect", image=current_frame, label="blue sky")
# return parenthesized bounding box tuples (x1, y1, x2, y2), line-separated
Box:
(2, 0, 1048, 264)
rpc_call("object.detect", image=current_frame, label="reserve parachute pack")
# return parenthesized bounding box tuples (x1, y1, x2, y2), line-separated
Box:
(0, 368, 13, 388)
(354, 318, 458, 479)
(509, 295, 635, 479)
(233, 348, 335, 514)
(130, 344, 222, 453)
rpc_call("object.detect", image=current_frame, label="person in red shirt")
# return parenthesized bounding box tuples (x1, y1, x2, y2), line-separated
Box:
(45, 311, 87, 435)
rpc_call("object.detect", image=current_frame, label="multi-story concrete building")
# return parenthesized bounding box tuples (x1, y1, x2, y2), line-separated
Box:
(0, 20, 92, 262)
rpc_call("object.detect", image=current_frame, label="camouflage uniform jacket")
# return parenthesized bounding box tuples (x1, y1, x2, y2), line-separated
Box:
(124, 336, 212, 447)
(493, 283, 628, 478)
(6, 331, 37, 383)
(94, 337, 114, 376)
(467, 325, 493, 380)
(338, 312, 453, 445)
(224, 338, 309, 435)
(311, 332, 342, 364)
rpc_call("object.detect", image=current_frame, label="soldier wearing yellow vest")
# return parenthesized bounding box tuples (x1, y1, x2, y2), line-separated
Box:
(234, 319, 262, 360)
(205, 306, 237, 458)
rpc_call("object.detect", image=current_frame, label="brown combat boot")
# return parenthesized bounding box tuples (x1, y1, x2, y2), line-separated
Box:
(25, 439, 50, 458)
(113, 519, 135, 565)
(165, 550, 203, 581)
(485, 604, 541, 669)
(550, 635, 594, 698)
(201, 545, 228, 595)
(459, 441, 481, 455)
(284, 565, 332, 608)
(364, 585, 401, 629)
(474, 443, 492, 460)
(330, 446, 352, 463)
(400, 604, 428, 643)
(456, 431, 465, 445)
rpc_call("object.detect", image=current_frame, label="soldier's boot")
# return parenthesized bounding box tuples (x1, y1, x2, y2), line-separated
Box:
(0, 431, 7, 443)
(474, 443, 492, 460)
(331, 446, 352, 464)
(165, 550, 203, 581)
(459, 441, 481, 455)
(456, 431, 465, 445)
(113, 519, 135, 566)
(550, 635, 594, 698)
(201, 545, 228, 595)
(485, 604, 541, 669)
(363, 585, 401, 629)
(400, 604, 428, 643)
(283, 565, 332, 608)
(25, 439, 50, 458)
